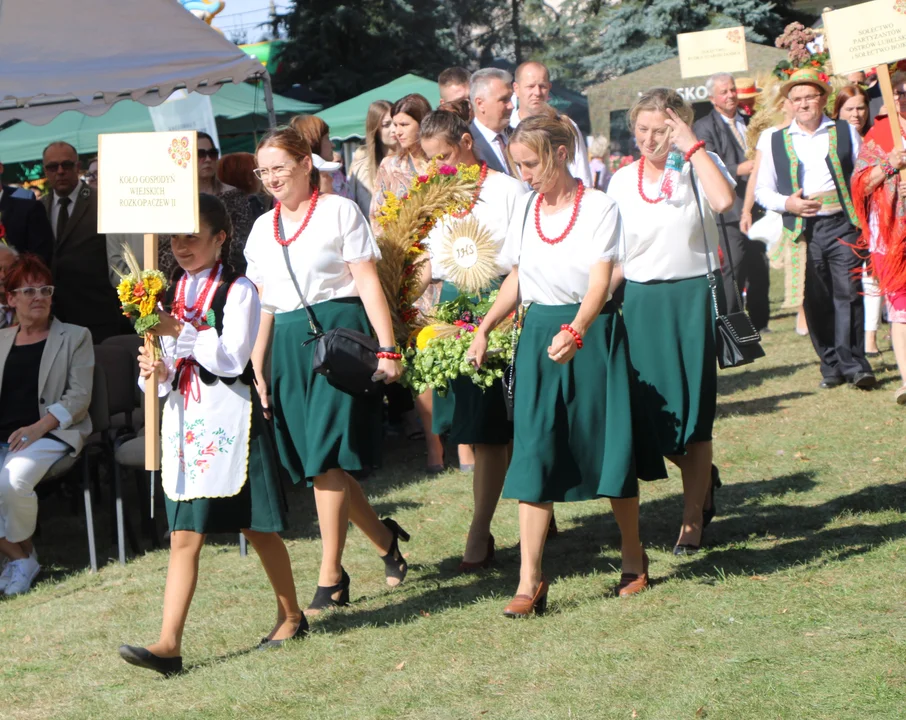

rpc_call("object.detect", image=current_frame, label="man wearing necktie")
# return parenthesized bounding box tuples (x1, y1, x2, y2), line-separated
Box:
(41, 142, 126, 343)
(694, 73, 771, 332)
(468, 68, 515, 176)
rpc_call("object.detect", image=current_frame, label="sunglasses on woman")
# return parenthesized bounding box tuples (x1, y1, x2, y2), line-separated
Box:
(197, 149, 220, 160)
(11, 285, 55, 298)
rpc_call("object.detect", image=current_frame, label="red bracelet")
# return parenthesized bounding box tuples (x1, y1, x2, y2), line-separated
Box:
(560, 324, 584, 350)
(376, 351, 402, 360)
(684, 140, 706, 163)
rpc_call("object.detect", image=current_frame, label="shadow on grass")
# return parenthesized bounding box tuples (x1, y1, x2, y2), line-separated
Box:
(717, 362, 812, 395)
(306, 473, 906, 634)
(716, 391, 814, 418)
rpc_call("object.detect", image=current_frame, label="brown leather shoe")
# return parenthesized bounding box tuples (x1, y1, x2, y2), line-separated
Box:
(503, 576, 549, 618)
(617, 552, 649, 598)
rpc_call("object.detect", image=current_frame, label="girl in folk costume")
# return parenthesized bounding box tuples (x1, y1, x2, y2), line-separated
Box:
(418, 108, 528, 570)
(245, 127, 407, 616)
(119, 195, 305, 677)
(852, 70, 906, 403)
(468, 114, 664, 617)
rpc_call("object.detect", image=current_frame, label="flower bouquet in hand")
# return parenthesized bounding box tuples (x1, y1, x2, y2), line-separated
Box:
(403, 290, 517, 396)
(115, 243, 168, 357)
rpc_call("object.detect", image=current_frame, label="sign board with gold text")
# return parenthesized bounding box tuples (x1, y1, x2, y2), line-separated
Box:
(677, 26, 748, 79)
(97, 131, 199, 234)
(823, 0, 906, 75)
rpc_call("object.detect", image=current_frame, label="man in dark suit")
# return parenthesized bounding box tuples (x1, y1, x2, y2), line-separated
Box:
(694, 74, 770, 331)
(0, 161, 54, 265)
(42, 141, 127, 343)
(468, 68, 515, 176)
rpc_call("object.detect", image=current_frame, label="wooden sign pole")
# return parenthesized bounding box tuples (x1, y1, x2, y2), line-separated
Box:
(875, 64, 906, 180)
(144, 232, 161, 516)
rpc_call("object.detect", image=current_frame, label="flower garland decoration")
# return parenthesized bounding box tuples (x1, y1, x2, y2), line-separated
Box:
(403, 290, 516, 396)
(374, 159, 480, 344)
(115, 243, 169, 357)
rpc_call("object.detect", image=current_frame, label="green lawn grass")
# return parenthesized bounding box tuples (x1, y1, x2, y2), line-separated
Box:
(3, 274, 906, 719)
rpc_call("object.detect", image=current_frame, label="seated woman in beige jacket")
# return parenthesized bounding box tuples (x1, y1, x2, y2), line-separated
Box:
(0, 254, 94, 596)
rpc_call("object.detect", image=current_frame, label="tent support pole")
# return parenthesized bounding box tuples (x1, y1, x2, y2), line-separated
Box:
(261, 72, 277, 129)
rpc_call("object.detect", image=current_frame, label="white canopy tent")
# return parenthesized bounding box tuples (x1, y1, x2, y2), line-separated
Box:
(0, 0, 277, 127)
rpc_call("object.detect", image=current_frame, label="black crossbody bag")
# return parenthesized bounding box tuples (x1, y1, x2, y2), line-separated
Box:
(278, 218, 381, 397)
(502, 192, 537, 419)
(689, 172, 765, 369)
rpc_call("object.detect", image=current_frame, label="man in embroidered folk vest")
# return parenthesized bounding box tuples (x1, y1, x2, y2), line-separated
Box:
(755, 68, 875, 389)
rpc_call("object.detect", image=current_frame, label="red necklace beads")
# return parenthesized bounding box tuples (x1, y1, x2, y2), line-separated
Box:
(451, 162, 488, 219)
(173, 261, 221, 325)
(637, 156, 668, 204)
(273, 188, 320, 246)
(535, 179, 584, 245)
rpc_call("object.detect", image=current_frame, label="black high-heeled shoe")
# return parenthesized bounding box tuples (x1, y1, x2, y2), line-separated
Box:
(702, 464, 722, 529)
(256, 615, 310, 650)
(381, 518, 410, 586)
(304, 568, 350, 616)
(118, 645, 183, 677)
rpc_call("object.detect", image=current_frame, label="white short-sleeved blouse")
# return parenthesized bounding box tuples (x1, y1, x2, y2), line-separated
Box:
(244, 194, 380, 312)
(499, 187, 622, 306)
(608, 151, 735, 283)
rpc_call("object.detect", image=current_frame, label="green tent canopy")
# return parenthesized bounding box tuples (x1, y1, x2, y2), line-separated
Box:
(0, 81, 320, 165)
(239, 40, 286, 76)
(317, 74, 440, 142)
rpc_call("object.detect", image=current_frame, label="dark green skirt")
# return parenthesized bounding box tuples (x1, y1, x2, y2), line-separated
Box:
(166, 392, 285, 534)
(622, 274, 719, 457)
(502, 303, 638, 503)
(271, 298, 382, 485)
(432, 280, 512, 445)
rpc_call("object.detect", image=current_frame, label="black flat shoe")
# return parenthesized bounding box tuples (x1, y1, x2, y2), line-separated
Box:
(702, 465, 722, 529)
(256, 616, 310, 650)
(381, 518, 410, 586)
(819, 376, 845, 389)
(850, 372, 877, 389)
(673, 544, 700, 556)
(304, 568, 350, 616)
(118, 645, 183, 677)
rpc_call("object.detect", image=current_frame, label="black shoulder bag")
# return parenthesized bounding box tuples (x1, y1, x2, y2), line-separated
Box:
(278, 218, 381, 397)
(502, 192, 537, 419)
(689, 172, 765, 369)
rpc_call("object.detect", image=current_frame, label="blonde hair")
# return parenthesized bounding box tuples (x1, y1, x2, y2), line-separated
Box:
(256, 126, 319, 189)
(508, 110, 577, 188)
(629, 88, 694, 129)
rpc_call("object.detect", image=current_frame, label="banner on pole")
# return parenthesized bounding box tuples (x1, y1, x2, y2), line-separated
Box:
(677, 26, 748, 79)
(822, 0, 906, 76)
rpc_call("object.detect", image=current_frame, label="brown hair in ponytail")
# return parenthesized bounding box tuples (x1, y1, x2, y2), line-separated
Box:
(508, 107, 577, 188)
(419, 107, 473, 148)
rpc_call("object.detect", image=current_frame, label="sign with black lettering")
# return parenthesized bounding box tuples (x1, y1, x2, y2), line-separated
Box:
(97, 131, 199, 233)
(677, 26, 748, 80)
(823, 0, 906, 75)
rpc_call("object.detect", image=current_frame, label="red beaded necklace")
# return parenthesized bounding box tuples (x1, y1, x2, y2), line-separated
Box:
(637, 156, 669, 204)
(273, 188, 320, 246)
(534, 179, 584, 245)
(450, 162, 488, 219)
(173, 261, 221, 325)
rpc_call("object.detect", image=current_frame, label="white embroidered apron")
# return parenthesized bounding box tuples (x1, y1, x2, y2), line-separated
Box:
(161, 268, 252, 501)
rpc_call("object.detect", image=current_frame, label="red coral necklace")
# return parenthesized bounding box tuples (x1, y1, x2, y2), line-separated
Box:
(637, 156, 670, 204)
(535, 179, 584, 245)
(273, 188, 320, 246)
(173, 261, 221, 325)
(451, 162, 488, 218)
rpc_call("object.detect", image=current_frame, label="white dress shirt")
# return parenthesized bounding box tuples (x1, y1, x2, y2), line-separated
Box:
(718, 111, 748, 151)
(754, 116, 862, 215)
(50, 187, 80, 238)
(472, 118, 510, 173)
(509, 108, 594, 188)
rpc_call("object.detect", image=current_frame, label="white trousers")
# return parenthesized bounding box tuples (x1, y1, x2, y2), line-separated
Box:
(863, 272, 883, 333)
(0, 438, 69, 543)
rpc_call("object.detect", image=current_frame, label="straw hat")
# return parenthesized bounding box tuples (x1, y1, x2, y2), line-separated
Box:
(735, 77, 762, 99)
(780, 67, 831, 98)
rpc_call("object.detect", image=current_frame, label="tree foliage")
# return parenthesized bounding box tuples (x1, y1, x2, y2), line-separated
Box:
(531, 0, 797, 90)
